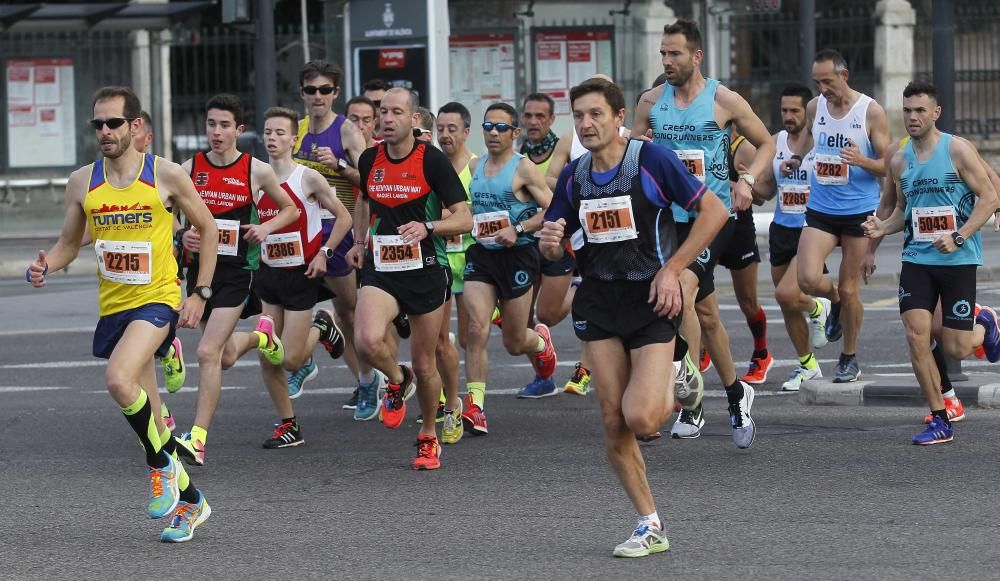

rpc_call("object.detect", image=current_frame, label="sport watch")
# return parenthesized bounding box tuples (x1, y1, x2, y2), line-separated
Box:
(337, 158, 349, 171)
(424, 221, 435, 233)
(513, 222, 525, 235)
(320, 246, 334, 258)
(951, 231, 966, 247)
(193, 285, 213, 300)
(739, 173, 756, 188)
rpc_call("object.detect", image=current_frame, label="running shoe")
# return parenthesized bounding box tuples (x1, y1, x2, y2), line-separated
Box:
(381, 365, 413, 429)
(674, 352, 703, 407)
(781, 365, 822, 392)
(412, 435, 441, 470)
(162, 402, 175, 432)
(517, 375, 558, 398)
(287, 357, 318, 399)
(530, 324, 557, 379)
(670, 403, 705, 439)
(147, 452, 180, 519)
(564, 363, 592, 396)
(698, 347, 713, 373)
(354, 372, 386, 422)
(491, 305, 503, 328)
(262, 420, 304, 449)
(342, 387, 359, 410)
(441, 401, 464, 445)
(825, 300, 843, 342)
(975, 306, 1000, 362)
(416, 402, 445, 424)
(160, 490, 212, 543)
(393, 313, 411, 339)
(832, 354, 861, 383)
(312, 309, 346, 359)
(923, 397, 965, 424)
(728, 382, 756, 449)
(809, 297, 831, 349)
(612, 523, 670, 558)
(912, 416, 953, 445)
(161, 337, 186, 393)
(175, 432, 205, 466)
(254, 315, 285, 365)
(741, 351, 774, 385)
(461, 393, 489, 435)
(973, 305, 986, 359)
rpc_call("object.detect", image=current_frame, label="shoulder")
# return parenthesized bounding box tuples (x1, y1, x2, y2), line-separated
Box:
(66, 165, 92, 194)
(949, 134, 979, 164)
(468, 156, 481, 174)
(303, 166, 327, 188)
(359, 145, 379, 166)
(806, 96, 819, 113)
(864, 96, 887, 119)
(249, 156, 277, 178)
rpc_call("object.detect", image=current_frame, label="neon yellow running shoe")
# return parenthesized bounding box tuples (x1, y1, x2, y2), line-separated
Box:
(161, 337, 186, 393)
(254, 315, 284, 365)
(563, 362, 591, 396)
(441, 400, 464, 445)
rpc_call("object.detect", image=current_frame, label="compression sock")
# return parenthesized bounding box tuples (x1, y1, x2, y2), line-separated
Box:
(190, 425, 208, 446)
(467, 382, 486, 409)
(747, 306, 768, 354)
(930, 342, 954, 395)
(159, 426, 194, 498)
(121, 389, 167, 468)
(725, 380, 745, 405)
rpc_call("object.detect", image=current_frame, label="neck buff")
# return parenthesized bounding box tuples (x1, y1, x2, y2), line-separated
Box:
(521, 130, 559, 157)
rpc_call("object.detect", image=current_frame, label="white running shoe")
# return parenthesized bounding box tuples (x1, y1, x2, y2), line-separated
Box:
(809, 297, 831, 349)
(781, 365, 823, 391)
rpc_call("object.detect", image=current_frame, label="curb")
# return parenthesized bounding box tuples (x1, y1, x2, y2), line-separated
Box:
(800, 380, 1000, 408)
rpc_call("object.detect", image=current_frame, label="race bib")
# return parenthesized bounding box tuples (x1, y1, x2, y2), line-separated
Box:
(95, 239, 152, 285)
(473, 211, 511, 246)
(912, 206, 957, 242)
(814, 154, 849, 185)
(445, 233, 464, 253)
(779, 184, 809, 215)
(261, 231, 304, 267)
(215, 218, 241, 256)
(580, 196, 638, 243)
(675, 149, 706, 182)
(372, 235, 422, 272)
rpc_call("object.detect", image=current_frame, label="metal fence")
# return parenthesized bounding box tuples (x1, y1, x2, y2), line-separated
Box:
(914, 3, 1000, 140)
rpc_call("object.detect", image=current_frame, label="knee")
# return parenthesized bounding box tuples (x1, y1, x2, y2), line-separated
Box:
(334, 306, 355, 333)
(501, 333, 525, 356)
(536, 308, 559, 328)
(281, 350, 310, 371)
(798, 271, 822, 295)
(435, 336, 456, 363)
(903, 323, 928, 349)
(353, 328, 381, 361)
(601, 411, 628, 441)
(466, 318, 491, 346)
(942, 336, 972, 360)
(411, 354, 437, 382)
(737, 294, 759, 318)
(197, 342, 223, 366)
(774, 285, 797, 309)
(837, 282, 859, 304)
(696, 308, 720, 334)
(105, 369, 134, 401)
(623, 410, 660, 438)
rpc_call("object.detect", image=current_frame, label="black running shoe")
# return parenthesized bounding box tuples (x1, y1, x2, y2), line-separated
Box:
(825, 301, 843, 342)
(393, 313, 411, 339)
(312, 309, 346, 358)
(262, 421, 304, 449)
(342, 387, 359, 410)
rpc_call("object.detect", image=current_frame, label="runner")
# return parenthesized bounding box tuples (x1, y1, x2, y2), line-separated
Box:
(175, 93, 298, 465)
(631, 19, 772, 444)
(416, 107, 435, 143)
(540, 77, 727, 557)
(28, 86, 217, 542)
(862, 80, 1000, 444)
(462, 102, 556, 429)
(753, 85, 831, 391)
(791, 49, 890, 383)
(346, 95, 379, 148)
(291, 61, 367, 409)
(347, 88, 473, 469)
(363, 78, 391, 139)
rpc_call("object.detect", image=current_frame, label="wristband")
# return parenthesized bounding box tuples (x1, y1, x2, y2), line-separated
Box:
(26, 263, 48, 283)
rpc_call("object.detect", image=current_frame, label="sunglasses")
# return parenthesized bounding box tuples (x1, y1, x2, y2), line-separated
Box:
(482, 121, 516, 133)
(90, 117, 133, 130)
(302, 85, 336, 95)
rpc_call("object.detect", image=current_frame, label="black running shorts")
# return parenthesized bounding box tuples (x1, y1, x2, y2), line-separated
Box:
(571, 278, 679, 350)
(463, 243, 540, 300)
(898, 262, 977, 331)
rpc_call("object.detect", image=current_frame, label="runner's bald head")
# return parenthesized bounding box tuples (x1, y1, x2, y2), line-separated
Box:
(385, 87, 419, 115)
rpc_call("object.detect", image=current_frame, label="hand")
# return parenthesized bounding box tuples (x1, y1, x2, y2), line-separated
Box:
(182, 227, 201, 253)
(176, 296, 205, 328)
(648, 266, 682, 318)
(635, 130, 653, 142)
(305, 253, 327, 278)
(539, 219, 566, 254)
(861, 214, 884, 239)
(345, 243, 365, 270)
(994, 209, 1000, 232)
(314, 146, 341, 171)
(240, 223, 269, 244)
(861, 251, 876, 285)
(732, 179, 753, 211)
(839, 139, 864, 167)
(397, 221, 429, 244)
(779, 158, 800, 177)
(27, 249, 48, 288)
(493, 225, 518, 248)
(932, 233, 957, 254)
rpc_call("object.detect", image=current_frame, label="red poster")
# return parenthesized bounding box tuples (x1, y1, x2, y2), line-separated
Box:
(378, 48, 406, 69)
(35, 67, 56, 84)
(567, 42, 591, 63)
(537, 42, 562, 61)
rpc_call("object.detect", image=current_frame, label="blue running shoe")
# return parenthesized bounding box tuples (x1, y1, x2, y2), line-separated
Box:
(354, 370, 386, 421)
(976, 306, 1000, 362)
(517, 375, 559, 399)
(160, 490, 212, 543)
(287, 357, 318, 399)
(147, 452, 180, 519)
(913, 416, 954, 445)
(825, 300, 843, 342)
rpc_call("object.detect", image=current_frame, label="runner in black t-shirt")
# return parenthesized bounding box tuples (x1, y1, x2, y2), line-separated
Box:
(346, 88, 472, 470)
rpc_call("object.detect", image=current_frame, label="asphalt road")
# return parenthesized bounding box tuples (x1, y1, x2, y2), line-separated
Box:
(2, 275, 1000, 579)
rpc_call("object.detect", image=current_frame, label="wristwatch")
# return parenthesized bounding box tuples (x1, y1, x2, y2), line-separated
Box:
(424, 221, 435, 233)
(513, 222, 525, 235)
(320, 246, 334, 258)
(739, 173, 756, 188)
(337, 158, 349, 171)
(951, 231, 966, 247)
(193, 285, 213, 300)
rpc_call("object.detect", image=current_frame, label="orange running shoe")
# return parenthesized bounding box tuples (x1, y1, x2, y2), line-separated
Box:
(412, 435, 441, 470)
(461, 393, 489, 435)
(923, 397, 965, 424)
(530, 324, 558, 379)
(741, 351, 774, 385)
(699, 347, 713, 373)
(381, 365, 413, 429)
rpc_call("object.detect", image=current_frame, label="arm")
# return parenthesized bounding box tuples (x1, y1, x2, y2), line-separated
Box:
(630, 87, 658, 138)
(945, 138, 1000, 245)
(246, 159, 298, 242)
(398, 147, 474, 242)
(842, 101, 889, 177)
(539, 165, 578, 262)
(345, 150, 374, 270)
(306, 169, 352, 278)
(544, 130, 574, 191)
(751, 134, 779, 202)
(722, 87, 776, 211)
(863, 152, 907, 240)
(493, 158, 553, 248)
(338, 119, 366, 187)
(862, 141, 901, 283)
(27, 169, 88, 285)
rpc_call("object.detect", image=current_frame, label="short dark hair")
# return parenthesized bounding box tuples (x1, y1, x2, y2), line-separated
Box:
(264, 106, 299, 132)
(780, 85, 813, 108)
(416, 107, 435, 131)
(663, 19, 702, 51)
(205, 93, 245, 125)
(363, 78, 391, 92)
(522, 93, 555, 117)
(652, 72, 669, 88)
(570, 78, 626, 114)
(903, 80, 938, 102)
(437, 102, 471, 129)
(92, 86, 141, 119)
(814, 48, 848, 71)
(299, 60, 342, 88)
(485, 102, 518, 126)
(139, 110, 153, 129)
(346, 95, 377, 116)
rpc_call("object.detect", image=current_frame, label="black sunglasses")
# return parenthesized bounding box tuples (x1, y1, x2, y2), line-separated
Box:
(302, 85, 336, 95)
(482, 121, 516, 133)
(90, 117, 133, 130)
